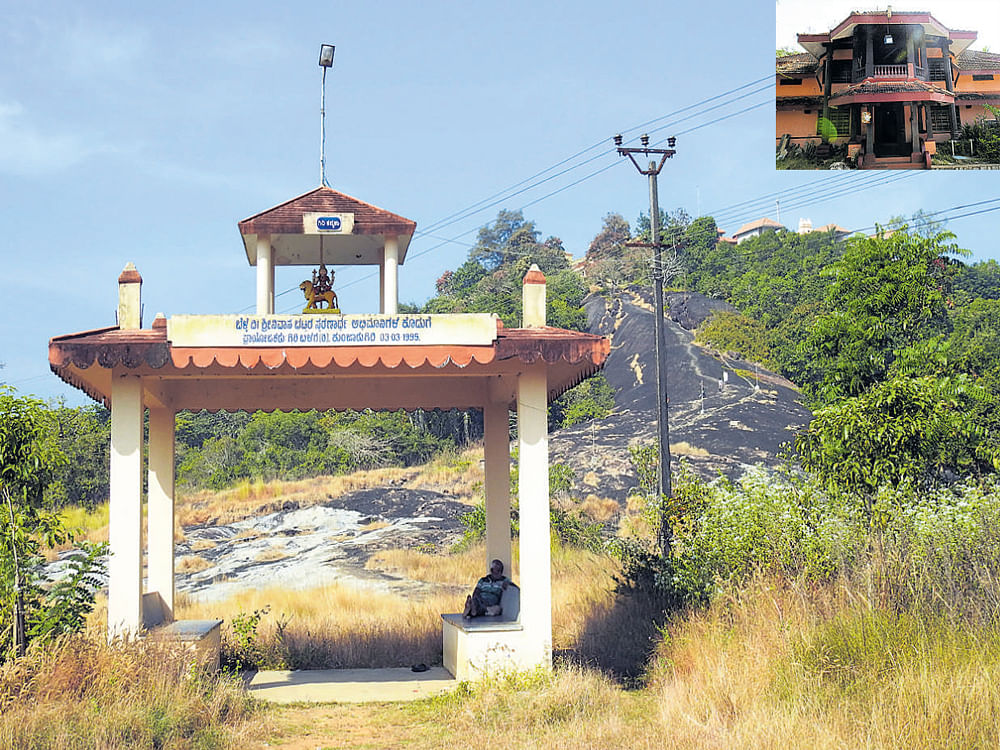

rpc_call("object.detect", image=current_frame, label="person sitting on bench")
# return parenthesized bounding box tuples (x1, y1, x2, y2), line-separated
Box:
(463, 558, 509, 618)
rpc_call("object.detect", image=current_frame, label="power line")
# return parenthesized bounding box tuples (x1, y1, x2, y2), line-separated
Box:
(256, 78, 774, 314)
(710, 172, 915, 226)
(416, 76, 772, 237)
(263, 91, 774, 312)
(718, 172, 921, 229)
(415, 83, 773, 239)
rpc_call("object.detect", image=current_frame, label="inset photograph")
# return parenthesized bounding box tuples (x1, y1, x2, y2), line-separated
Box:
(776, 2, 1000, 169)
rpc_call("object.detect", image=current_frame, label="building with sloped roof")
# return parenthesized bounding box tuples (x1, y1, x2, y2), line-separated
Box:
(776, 10, 1000, 169)
(731, 217, 786, 244)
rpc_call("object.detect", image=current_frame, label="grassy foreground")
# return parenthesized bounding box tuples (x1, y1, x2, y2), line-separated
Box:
(6, 576, 998, 749)
(20, 464, 1000, 747)
(259, 578, 1000, 749)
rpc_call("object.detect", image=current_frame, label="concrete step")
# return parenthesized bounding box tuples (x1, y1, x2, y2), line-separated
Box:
(868, 157, 924, 170)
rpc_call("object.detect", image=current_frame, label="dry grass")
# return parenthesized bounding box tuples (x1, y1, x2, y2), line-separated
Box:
(358, 520, 390, 532)
(254, 546, 289, 563)
(259, 576, 1000, 749)
(190, 539, 218, 552)
(579, 494, 620, 522)
(365, 546, 492, 585)
(405, 444, 485, 502)
(175, 445, 485, 529)
(0, 635, 262, 749)
(176, 555, 212, 574)
(178, 582, 456, 670)
(649, 578, 1000, 749)
(172, 543, 619, 673)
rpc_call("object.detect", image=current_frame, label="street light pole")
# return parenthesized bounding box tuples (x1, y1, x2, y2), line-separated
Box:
(318, 44, 336, 187)
(615, 133, 677, 555)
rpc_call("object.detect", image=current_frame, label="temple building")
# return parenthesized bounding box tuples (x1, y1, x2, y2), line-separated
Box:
(776, 10, 1000, 168)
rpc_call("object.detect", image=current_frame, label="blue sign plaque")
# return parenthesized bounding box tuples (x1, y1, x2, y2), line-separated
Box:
(316, 216, 342, 231)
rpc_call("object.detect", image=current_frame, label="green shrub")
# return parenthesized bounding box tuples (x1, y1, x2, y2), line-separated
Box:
(613, 465, 1000, 620)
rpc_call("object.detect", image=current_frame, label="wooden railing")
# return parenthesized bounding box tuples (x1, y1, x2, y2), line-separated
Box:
(873, 64, 907, 77)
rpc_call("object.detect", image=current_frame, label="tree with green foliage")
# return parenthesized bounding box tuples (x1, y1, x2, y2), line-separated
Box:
(799, 226, 965, 404)
(795, 374, 999, 509)
(586, 213, 631, 260)
(423, 209, 587, 332)
(548, 373, 616, 430)
(1, 389, 105, 660)
(1, 389, 65, 656)
(45, 403, 110, 509)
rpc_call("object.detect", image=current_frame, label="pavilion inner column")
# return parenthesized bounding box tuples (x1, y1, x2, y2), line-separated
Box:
(256, 233, 274, 315)
(147, 405, 176, 625)
(382, 235, 399, 315)
(910, 101, 920, 155)
(483, 399, 511, 572)
(108, 373, 144, 638)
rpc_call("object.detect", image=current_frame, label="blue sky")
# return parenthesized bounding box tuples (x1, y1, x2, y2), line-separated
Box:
(2, 0, 999, 403)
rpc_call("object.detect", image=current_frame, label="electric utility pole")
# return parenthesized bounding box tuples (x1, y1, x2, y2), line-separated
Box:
(615, 133, 677, 555)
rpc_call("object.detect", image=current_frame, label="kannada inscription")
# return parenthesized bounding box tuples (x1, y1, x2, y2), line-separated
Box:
(167, 314, 499, 347)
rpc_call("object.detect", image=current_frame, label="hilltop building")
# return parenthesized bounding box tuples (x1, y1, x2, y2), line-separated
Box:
(776, 10, 1000, 168)
(731, 217, 786, 244)
(720, 217, 852, 244)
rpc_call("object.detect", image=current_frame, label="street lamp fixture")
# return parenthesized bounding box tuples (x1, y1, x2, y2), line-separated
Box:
(319, 44, 335, 68)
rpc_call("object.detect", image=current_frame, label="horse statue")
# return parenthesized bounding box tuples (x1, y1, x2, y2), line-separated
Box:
(299, 280, 339, 313)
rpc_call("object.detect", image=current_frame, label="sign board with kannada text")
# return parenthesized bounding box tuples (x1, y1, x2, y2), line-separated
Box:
(167, 314, 499, 347)
(302, 212, 355, 234)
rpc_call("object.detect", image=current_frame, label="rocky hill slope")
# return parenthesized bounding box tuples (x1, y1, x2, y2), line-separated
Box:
(549, 288, 811, 500)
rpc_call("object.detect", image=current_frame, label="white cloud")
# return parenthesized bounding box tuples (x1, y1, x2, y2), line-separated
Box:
(0, 98, 113, 176)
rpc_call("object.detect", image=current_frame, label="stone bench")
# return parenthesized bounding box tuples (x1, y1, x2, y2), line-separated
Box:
(148, 619, 224, 671)
(442, 584, 526, 680)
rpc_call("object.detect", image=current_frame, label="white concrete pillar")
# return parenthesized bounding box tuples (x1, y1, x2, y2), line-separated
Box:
(379, 257, 386, 314)
(147, 407, 175, 624)
(383, 235, 398, 315)
(108, 374, 144, 638)
(117, 263, 142, 329)
(256, 233, 274, 315)
(483, 400, 511, 572)
(517, 365, 552, 670)
(522, 264, 546, 327)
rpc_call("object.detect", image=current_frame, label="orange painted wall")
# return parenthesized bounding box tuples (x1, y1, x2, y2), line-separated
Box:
(776, 77, 822, 97)
(960, 103, 999, 123)
(777, 109, 819, 139)
(955, 75, 1000, 94)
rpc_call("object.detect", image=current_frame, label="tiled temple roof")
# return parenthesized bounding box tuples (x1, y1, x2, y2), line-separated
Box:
(777, 53, 818, 75)
(830, 78, 953, 102)
(956, 49, 1000, 71)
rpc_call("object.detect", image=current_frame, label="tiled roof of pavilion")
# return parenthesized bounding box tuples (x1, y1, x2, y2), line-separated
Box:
(49, 322, 610, 410)
(238, 186, 416, 237)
